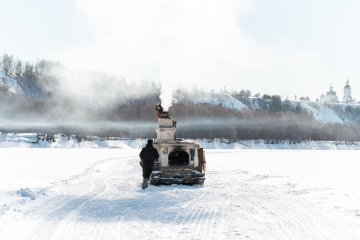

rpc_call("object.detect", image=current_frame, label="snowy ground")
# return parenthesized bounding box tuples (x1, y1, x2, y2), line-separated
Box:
(2, 133, 360, 150)
(1, 148, 360, 240)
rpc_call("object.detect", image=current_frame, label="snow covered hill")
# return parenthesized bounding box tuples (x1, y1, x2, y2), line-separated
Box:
(176, 92, 360, 124)
(0, 71, 24, 95)
(2, 69, 360, 123)
(179, 91, 248, 111)
(242, 97, 360, 124)
(289, 100, 344, 124)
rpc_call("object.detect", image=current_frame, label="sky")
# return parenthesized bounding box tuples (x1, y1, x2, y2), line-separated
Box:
(1, 0, 360, 101)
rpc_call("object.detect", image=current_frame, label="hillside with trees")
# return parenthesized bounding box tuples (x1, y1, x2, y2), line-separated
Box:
(2, 53, 360, 141)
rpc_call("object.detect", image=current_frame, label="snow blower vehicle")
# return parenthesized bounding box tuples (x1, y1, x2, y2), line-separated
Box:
(148, 104, 206, 185)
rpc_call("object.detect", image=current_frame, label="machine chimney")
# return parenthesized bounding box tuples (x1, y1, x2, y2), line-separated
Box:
(155, 104, 177, 143)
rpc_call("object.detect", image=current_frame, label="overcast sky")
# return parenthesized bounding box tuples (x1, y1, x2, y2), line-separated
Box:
(1, 0, 360, 101)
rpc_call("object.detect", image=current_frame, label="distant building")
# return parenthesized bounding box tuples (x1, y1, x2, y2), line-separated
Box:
(320, 84, 339, 103)
(239, 90, 251, 98)
(342, 79, 354, 103)
(299, 96, 310, 101)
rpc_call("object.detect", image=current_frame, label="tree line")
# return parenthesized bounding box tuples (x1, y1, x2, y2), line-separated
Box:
(2, 96, 354, 141)
(2, 53, 360, 141)
(115, 101, 360, 142)
(2, 87, 360, 141)
(1, 53, 61, 97)
(1, 53, 61, 76)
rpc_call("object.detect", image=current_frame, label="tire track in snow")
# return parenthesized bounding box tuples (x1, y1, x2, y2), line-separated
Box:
(31, 176, 105, 240)
(50, 155, 165, 240)
(167, 171, 228, 240)
(29, 174, 99, 240)
(266, 187, 360, 239)
(66, 159, 134, 240)
(266, 201, 330, 239)
(194, 183, 228, 240)
(28, 156, 131, 240)
(53, 177, 112, 240)
(19, 150, 360, 240)
(52, 156, 138, 240)
(207, 169, 318, 239)
(220, 169, 360, 240)
(198, 198, 225, 240)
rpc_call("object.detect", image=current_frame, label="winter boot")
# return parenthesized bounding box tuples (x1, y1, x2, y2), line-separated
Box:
(142, 178, 149, 189)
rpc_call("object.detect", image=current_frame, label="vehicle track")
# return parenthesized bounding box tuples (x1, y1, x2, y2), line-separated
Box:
(218, 168, 360, 240)
(12, 152, 360, 240)
(28, 156, 135, 240)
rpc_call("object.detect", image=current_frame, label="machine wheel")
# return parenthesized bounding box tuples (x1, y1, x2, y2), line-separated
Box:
(150, 177, 159, 186)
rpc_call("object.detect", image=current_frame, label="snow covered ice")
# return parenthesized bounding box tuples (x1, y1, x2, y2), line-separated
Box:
(16, 188, 36, 200)
(0, 142, 360, 239)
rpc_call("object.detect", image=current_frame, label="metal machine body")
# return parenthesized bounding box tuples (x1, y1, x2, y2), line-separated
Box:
(150, 105, 206, 185)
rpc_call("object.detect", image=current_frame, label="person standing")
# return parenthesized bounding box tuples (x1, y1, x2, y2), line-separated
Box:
(139, 139, 159, 189)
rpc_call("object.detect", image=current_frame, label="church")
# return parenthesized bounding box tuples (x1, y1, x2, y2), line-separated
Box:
(319, 84, 339, 103)
(342, 79, 354, 103)
(320, 80, 356, 104)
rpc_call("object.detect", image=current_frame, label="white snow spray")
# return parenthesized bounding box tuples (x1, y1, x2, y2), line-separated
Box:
(159, 86, 174, 111)
(157, 9, 179, 112)
(159, 63, 177, 111)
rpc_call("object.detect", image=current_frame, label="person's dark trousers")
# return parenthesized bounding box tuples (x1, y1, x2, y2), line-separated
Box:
(142, 167, 153, 179)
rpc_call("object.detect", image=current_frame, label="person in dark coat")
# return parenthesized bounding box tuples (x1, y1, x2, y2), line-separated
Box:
(139, 139, 159, 189)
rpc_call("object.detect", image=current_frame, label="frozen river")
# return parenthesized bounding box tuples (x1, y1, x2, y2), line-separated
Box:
(1, 149, 360, 239)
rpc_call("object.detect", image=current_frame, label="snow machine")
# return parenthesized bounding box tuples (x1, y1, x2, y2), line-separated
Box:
(149, 104, 206, 185)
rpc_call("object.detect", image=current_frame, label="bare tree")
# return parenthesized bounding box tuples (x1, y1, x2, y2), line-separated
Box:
(37, 59, 48, 78)
(24, 61, 34, 76)
(15, 60, 22, 74)
(1, 54, 14, 73)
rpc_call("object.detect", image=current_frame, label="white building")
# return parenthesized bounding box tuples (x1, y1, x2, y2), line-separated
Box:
(342, 79, 354, 103)
(320, 84, 339, 103)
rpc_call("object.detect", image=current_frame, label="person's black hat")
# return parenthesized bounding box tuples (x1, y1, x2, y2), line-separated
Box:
(147, 139, 153, 145)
